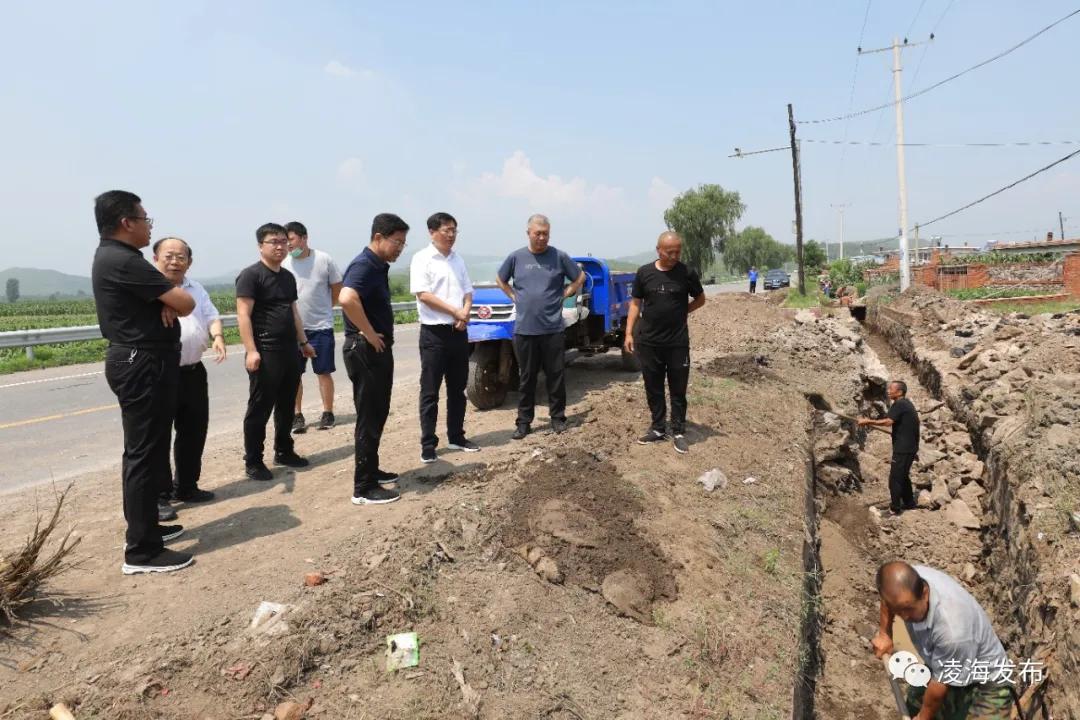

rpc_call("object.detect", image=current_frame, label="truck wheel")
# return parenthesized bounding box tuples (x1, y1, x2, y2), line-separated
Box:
(468, 343, 509, 409)
(620, 348, 641, 372)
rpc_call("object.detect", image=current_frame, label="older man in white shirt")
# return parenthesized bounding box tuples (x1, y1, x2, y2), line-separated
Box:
(410, 212, 480, 464)
(154, 237, 226, 505)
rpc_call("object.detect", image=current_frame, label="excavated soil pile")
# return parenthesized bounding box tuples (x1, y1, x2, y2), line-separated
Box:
(700, 352, 779, 383)
(502, 449, 676, 622)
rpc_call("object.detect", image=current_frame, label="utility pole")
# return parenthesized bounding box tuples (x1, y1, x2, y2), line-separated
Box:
(788, 103, 806, 295)
(860, 36, 931, 293)
(913, 223, 920, 269)
(1061, 211, 1067, 241)
(831, 203, 849, 261)
(892, 38, 911, 291)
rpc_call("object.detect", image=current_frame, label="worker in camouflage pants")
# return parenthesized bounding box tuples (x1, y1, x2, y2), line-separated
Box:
(906, 683, 1013, 719)
(871, 561, 1016, 720)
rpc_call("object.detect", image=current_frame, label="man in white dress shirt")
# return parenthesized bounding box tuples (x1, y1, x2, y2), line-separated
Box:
(153, 237, 226, 504)
(409, 212, 480, 464)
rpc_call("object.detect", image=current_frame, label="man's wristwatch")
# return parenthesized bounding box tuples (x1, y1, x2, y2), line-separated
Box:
(299, 339, 310, 347)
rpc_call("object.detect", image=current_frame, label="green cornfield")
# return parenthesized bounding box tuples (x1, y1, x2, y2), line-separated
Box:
(0, 291, 416, 374)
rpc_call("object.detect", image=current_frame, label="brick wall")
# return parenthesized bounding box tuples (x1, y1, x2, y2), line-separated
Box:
(1065, 252, 1080, 297)
(936, 263, 989, 292)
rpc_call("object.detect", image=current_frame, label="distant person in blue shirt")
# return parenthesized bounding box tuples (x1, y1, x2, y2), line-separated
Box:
(496, 214, 585, 440)
(748, 266, 758, 294)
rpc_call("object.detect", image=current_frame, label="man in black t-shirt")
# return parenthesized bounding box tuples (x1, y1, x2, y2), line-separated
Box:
(91, 190, 197, 575)
(859, 380, 920, 514)
(236, 223, 317, 481)
(624, 231, 706, 454)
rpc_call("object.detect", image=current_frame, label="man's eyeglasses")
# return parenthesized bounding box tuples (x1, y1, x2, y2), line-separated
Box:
(386, 238, 407, 247)
(160, 253, 190, 263)
(128, 216, 154, 228)
(261, 239, 289, 246)
(438, 227, 459, 236)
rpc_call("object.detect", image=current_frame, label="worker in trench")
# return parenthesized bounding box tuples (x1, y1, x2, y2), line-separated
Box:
(872, 561, 1016, 719)
(857, 379, 919, 515)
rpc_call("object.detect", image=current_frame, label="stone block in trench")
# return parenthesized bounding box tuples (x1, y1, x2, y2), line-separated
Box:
(944, 499, 981, 530)
(956, 483, 985, 509)
(930, 482, 953, 509)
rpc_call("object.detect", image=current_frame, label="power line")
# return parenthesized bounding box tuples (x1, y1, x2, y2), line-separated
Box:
(799, 8, 1080, 124)
(833, 0, 875, 198)
(905, 0, 929, 38)
(803, 138, 1080, 148)
(916, 147, 1080, 229)
(729, 145, 790, 158)
(910, 0, 956, 88)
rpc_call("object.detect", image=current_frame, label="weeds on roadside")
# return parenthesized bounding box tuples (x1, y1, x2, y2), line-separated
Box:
(763, 548, 781, 575)
(0, 484, 80, 626)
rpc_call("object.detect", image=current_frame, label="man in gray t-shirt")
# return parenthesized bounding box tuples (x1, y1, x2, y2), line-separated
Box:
(283, 222, 343, 432)
(872, 561, 1013, 720)
(496, 214, 584, 439)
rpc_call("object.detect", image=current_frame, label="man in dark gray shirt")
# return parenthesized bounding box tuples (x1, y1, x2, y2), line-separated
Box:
(496, 214, 584, 439)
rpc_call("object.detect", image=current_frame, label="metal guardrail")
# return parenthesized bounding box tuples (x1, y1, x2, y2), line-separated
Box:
(0, 303, 417, 354)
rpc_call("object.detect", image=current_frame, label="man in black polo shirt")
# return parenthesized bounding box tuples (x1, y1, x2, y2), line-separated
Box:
(340, 213, 409, 505)
(624, 231, 706, 454)
(236, 223, 316, 481)
(91, 190, 197, 575)
(859, 380, 920, 514)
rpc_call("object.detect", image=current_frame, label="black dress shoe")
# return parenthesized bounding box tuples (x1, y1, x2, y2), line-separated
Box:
(245, 462, 273, 481)
(512, 424, 530, 440)
(274, 451, 310, 468)
(175, 488, 216, 503)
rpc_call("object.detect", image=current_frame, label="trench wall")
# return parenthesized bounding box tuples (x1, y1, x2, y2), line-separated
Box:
(866, 303, 1078, 718)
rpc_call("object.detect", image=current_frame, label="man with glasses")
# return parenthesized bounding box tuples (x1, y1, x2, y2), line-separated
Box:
(153, 237, 225, 505)
(624, 231, 705, 454)
(283, 221, 343, 433)
(339, 213, 409, 505)
(236, 223, 316, 481)
(91, 190, 196, 575)
(410, 212, 479, 464)
(496, 214, 584, 439)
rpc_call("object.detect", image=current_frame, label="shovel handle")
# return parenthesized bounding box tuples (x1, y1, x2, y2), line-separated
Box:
(881, 655, 913, 720)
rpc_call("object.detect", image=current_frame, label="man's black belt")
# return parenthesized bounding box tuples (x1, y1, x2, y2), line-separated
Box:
(109, 342, 182, 352)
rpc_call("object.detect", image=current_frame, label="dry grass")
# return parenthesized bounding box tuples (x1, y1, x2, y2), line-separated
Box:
(0, 485, 80, 626)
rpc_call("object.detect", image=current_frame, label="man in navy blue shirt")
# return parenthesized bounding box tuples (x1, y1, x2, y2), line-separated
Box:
(340, 213, 409, 505)
(496, 214, 584, 439)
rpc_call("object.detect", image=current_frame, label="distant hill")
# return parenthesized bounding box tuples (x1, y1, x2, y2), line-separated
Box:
(3, 248, 657, 300)
(0, 267, 93, 298)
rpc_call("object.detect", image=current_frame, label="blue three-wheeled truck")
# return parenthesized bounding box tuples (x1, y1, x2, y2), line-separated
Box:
(465, 256, 638, 409)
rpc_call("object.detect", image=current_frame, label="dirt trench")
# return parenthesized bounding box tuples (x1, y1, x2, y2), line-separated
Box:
(865, 296, 1080, 718)
(811, 295, 1079, 719)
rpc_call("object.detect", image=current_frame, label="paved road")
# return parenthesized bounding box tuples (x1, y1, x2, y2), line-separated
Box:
(0, 282, 744, 494)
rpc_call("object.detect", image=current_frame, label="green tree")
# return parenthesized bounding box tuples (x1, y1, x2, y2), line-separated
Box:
(803, 240, 827, 272)
(5, 278, 18, 303)
(723, 226, 792, 274)
(663, 184, 745, 276)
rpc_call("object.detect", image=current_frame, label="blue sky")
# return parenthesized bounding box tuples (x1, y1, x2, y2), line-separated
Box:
(2, 1, 1077, 277)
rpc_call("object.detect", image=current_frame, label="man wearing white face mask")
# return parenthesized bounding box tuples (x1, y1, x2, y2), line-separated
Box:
(283, 221, 343, 433)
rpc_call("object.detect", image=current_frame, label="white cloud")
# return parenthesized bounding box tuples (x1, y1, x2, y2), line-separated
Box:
(648, 176, 678, 209)
(323, 59, 371, 79)
(336, 157, 365, 191)
(461, 151, 623, 211)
